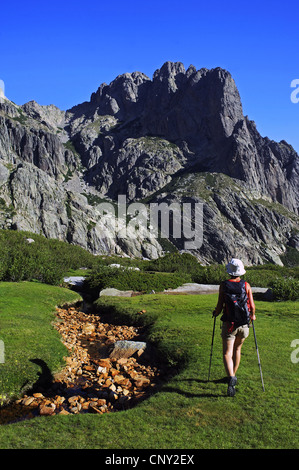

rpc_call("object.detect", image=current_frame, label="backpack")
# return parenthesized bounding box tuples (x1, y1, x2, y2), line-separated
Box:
(221, 280, 250, 327)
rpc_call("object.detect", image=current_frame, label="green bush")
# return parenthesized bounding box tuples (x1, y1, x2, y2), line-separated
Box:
(192, 264, 227, 284)
(270, 278, 299, 301)
(82, 253, 299, 294)
(146, 252, 200, 274)
(280, 247, 299, 267)
(85, 265, 192, 298)
(243, 270, 282, 288)
(0, 229, 95, 285)
(1, 229, 298, 292)
(244, 265, 299, 288)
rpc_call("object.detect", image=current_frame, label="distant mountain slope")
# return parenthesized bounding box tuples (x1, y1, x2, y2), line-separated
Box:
(0, 62, 298, 264)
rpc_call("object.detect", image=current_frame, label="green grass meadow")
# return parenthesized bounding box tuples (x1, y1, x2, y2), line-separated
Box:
(0, 284, 298, 449)
(0, 282, 81, 403)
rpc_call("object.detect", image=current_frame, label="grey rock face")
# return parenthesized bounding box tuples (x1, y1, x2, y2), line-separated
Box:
(1, 161, 163, 258)
(0, 62, 298, 264)
(21, 100, 66, 131)
(65, 62, 298, 214)
(0, 102, 77, 179)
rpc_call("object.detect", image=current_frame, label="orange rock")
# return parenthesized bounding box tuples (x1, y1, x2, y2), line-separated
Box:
(82, 323, 96, 335)
(103, 378, 112, 387)
(39, 404, 55, 416)
(110, 368, 119, 377)
(90, 405, 102, 414)
(97, 399, 107, 406)
(22, 397, 35, 406)
(117, 358, 128, 366)
(121, 378, 132, 388)
(55, 396, 65, 405)
(113, 374, 126, 384)
(134, 377, 150, 388)
(98, 358, 112, 368)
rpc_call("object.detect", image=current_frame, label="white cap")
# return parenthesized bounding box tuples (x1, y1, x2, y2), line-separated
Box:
(226, 258, 246, 276)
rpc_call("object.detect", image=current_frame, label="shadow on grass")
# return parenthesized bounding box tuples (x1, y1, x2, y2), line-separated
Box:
(0, 358, 55, 425)
(28, 358, 54, 392)
(161, 377, 228, 399)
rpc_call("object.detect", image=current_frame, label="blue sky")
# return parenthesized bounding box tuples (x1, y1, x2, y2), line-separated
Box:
(1, 0, 298, 152)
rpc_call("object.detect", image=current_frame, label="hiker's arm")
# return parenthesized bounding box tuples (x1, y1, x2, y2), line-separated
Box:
(213, 284, 224, 316)
(246, 283, 256, 320)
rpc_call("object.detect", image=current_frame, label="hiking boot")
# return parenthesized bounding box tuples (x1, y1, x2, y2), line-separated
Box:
(227, 376, 237, 397)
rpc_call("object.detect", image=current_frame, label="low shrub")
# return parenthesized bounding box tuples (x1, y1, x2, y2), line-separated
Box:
(243, 270, 282, 288)
(146, 252, 200, 274)
(1, 229, 298, 293)
(244, 265, 299, 288)
(0, 229, 95, 285)
(270, 278, 299, 301)
(192, 264, 227, 284)
(85, 265, 192, 298)
(280, 247, 299, 267)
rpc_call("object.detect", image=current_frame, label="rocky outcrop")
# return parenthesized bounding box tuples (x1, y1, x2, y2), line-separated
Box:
(151, 172, 297, 265)
(0, 104, 75, 180)
(0, 100, 163, 259)
(66, 62, 299, 214)
(0, 62, 298, 264)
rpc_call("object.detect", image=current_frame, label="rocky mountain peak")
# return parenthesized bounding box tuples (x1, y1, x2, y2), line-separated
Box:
(153, 61, 186, 89)
(89, 71, 151, 120)
(0, 61, 298, 264)
(21, 100, 65, 130)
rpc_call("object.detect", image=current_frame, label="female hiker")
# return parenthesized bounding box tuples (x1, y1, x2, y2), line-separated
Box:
(213, 258, 256, 396)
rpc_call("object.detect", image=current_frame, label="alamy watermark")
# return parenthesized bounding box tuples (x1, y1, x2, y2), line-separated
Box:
(97, 195, 203, 250)
(0, 79, 5, 104)
(290, 79, 299, 103)
(290, 339, 299, 364)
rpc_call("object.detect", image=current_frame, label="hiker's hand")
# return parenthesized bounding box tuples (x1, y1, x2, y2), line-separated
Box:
(212, 310, 218, 317)
(250, 313, 256, 321)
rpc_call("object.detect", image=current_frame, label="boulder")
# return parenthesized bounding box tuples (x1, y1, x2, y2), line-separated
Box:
(164, 283, 219, 294)
(99, 288, 134, 297)
(109, 340, 147, 360)
(63, 276, 86, 286)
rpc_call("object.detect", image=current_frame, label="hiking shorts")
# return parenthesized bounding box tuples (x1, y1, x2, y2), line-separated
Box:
(221, 322, 249, 341)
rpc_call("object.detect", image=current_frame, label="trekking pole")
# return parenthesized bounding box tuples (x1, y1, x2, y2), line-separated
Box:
(208, 313, 217, 381)
(252, 321, 265, 392)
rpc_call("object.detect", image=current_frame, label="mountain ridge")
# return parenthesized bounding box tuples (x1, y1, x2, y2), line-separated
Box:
(0, 61, 298, 264)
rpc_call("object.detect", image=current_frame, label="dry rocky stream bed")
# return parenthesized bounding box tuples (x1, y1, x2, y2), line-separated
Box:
(0, 304, 171, 424)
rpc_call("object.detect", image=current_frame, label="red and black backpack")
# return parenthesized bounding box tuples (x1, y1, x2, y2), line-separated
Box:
(221, 280, 250, 327)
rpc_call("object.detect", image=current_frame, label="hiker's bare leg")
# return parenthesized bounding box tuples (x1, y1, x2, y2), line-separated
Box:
(222, 339, 235, 377)
(233, 336, 245, 376)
